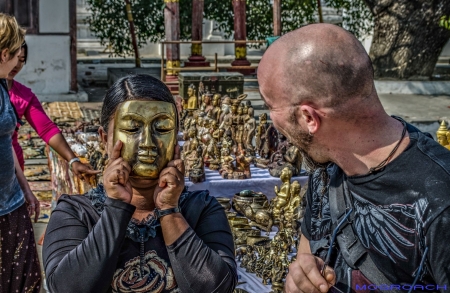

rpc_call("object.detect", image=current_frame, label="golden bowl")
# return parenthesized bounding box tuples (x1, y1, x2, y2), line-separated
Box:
(232, 191, 268, 215)
(216, 197, 232, 211)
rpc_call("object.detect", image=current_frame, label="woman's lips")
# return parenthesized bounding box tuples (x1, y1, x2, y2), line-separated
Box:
(138, 156, 156, 164)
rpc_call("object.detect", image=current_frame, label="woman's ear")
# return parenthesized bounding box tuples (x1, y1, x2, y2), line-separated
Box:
(98, 126, 108, 152)
(1, 49, 8, 63)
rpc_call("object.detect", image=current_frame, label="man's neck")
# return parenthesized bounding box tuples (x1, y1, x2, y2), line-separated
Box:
(326, 115, 410, 177)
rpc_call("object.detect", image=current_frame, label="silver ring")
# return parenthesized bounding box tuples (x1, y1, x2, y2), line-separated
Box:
(30, 204, 35, 207)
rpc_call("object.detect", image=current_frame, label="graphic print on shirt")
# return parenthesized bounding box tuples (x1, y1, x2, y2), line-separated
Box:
(351, 192, 418, 263)
(112, 250, 180, 293)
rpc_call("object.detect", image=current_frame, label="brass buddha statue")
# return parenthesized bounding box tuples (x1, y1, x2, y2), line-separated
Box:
(186, 84, 198, 110)
(436, 120, 450, 150)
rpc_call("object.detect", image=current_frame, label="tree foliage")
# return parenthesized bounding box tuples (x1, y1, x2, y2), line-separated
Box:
(86, 0, 373, 57)
(441, 15, 450, 30)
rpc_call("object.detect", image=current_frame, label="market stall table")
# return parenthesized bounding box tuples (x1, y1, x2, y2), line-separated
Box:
(185, 165, 309, 199)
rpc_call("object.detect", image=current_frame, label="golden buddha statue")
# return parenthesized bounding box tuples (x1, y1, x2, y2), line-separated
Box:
(436, 120, 450, 150)
(186, 84, 198, 110)
(272, 167, 293, 219)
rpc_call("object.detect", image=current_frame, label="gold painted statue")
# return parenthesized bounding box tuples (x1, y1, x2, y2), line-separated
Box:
(113, 101, 177, 179)
(210, 94, 222, 122)
(436, 120, 450, 150)
(272, 167, 293, 219)
(186, 84, 198, 110)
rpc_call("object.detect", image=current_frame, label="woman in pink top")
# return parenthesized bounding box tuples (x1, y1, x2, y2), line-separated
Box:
(7, 42, 99, 179)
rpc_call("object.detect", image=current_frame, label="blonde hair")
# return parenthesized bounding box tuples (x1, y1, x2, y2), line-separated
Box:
(0, 13, 25, 60)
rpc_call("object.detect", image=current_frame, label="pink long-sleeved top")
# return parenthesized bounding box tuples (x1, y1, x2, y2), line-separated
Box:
(9, 80, 61, 169)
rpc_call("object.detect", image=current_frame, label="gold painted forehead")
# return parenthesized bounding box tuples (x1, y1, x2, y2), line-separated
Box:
(115, 100, 176, 119)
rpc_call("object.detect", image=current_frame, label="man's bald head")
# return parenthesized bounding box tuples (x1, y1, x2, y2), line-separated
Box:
(258, 24, 375, 112)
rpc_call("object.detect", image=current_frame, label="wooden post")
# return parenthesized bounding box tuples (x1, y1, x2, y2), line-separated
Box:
(164, 0, 180, 89)
(125, 0, 141, 67)
(230, 0, 252, 75)
(185, 0, 209, 67)
(69, 0, 77, 92)
(317, 0, 323, 23)
(273, 0, 281, 36)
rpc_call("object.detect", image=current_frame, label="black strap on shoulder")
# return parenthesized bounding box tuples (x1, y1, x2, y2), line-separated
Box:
(328, 166, 400, 293)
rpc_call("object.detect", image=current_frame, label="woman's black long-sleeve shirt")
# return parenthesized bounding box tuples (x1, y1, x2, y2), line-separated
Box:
(43, 185, 237, 293)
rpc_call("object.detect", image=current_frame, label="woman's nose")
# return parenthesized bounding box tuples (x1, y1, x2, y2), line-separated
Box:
(139, 126, 157, 150)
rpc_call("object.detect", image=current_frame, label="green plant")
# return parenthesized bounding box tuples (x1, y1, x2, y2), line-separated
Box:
(86, 0, 373, 57)
(440, 15, 450, 30)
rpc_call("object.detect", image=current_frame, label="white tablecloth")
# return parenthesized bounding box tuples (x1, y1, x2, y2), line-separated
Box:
(185, 166, 308, 199)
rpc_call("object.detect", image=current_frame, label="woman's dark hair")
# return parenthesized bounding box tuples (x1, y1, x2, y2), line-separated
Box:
(100, 74, 177, 131)
(21, 41, 27, 63)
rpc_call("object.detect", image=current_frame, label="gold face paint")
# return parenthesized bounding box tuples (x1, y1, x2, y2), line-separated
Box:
(113, 101, 177, 179)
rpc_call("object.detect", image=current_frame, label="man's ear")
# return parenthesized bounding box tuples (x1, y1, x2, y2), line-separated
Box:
(98, 126, 108, 152)
(299, 105, 320, 135)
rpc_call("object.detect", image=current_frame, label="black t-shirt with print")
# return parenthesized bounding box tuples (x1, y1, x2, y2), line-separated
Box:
(301, 122, 450, 293)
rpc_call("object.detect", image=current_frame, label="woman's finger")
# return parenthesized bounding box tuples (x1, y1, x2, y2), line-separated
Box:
(173, 144, 181, 160)
(158, 172, 181, 188)
(34, 204, 40, 223)
(109, 140, 123, 161)
(159, 167, 183, 183)
(167, 159, 185, 176)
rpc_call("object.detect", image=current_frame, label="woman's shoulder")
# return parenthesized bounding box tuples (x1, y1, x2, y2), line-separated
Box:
(10, 81, 34, 99)
(53, 193, 101, 223)
(180, 189, 224, 222)
(180, 189, 219, 208)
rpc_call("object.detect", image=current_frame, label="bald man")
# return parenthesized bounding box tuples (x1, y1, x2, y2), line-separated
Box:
(258, 24, 450, 293)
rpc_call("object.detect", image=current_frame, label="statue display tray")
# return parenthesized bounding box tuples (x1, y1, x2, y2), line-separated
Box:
(178, 72, 244, 100)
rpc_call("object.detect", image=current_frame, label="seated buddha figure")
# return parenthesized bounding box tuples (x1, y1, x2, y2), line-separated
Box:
(186, 84, 198, 110)
(272, 167, 293, 219)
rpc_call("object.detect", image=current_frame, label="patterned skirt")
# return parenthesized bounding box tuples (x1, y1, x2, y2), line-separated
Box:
(0, 203, 42, 293)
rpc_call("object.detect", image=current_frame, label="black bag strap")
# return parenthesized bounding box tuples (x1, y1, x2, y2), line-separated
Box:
(328, 166, 401, 293)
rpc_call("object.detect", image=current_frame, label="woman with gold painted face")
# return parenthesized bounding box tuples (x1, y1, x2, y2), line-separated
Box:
(43, 75, 237, 293)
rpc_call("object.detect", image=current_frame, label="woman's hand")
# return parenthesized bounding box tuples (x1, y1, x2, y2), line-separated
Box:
(154, 145, 185, 210)
(24, 191, 40, 223)
(71, 161, 101, 181)
(103, 140, 133, 204)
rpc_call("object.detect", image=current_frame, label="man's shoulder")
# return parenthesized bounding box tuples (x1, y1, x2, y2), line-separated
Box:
(411, 127, 450, 177)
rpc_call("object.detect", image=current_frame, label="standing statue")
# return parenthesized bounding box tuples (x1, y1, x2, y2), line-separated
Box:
(436, 120, 450, 150)
(201, 92, 213, 115)
(272, 167, 293, 220)
(243, 106, 256, 153)
(219, 101, 233, 137)
(255, 113, 278, 167)
(219, 96, 231, 124)
(186, 84, 198, 110)
(209, 94, 222, 123)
